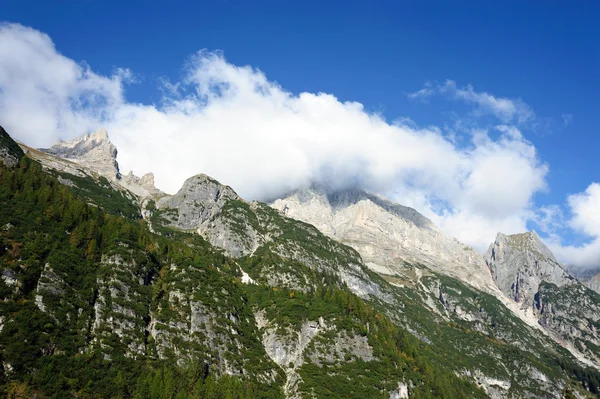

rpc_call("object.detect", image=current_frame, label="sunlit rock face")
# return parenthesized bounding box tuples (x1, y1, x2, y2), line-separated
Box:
(271, 187, 498, 294)
(41, 128, 120, 180)
(485, 231, 575, 309)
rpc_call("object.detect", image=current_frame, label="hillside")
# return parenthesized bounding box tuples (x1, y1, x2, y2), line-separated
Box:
(0, 127, 599, 398)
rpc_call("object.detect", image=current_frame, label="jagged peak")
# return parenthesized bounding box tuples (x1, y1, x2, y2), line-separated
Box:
(172, 173, 240, 201)
(50, 127, 113, 150)
(90, 127, 109, 141)
(40, 128, 120, 180)
(283, 185, 436, 231)
(494, 230, 558, 263)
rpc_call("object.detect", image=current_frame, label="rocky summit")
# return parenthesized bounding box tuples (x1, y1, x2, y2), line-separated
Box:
(485, 231, 575, 308)
(486, 231, 600, 366)
(40, 128, 121, 180)
(2, 125, 600, 399)
(271, 187, 498, 294)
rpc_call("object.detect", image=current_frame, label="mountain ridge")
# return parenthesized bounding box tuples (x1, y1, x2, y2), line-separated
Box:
(3, 127, 600, 398)
(271, 186, 498, 294)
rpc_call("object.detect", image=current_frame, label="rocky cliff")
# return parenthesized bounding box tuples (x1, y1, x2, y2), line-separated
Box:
(33, 129, 163, 201)
(40, 128, 121, 180)
(486, 231, 600, 365)
(271, 187, 498, 294)
(2, 126, 600, 398)
(485, 231, 575, 309)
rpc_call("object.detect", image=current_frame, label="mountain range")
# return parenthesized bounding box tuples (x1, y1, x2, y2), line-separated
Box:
(1, 126, 600, 398)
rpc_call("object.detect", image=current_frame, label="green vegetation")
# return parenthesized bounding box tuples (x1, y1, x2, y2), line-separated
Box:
(0, 125, 24, 161)
(52, 170, 141, 219)
(0, 139, 486, 398)
(1, 128, 598, 398)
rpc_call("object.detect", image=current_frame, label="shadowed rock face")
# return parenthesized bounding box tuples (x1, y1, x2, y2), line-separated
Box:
(271, 187, 498, 294)
(485, 231, 575, 308)
(41, 128, 120, 180)
(0, 125, 24, 168)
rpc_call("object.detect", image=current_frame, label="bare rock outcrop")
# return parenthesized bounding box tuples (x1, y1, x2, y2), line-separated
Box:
(40, 128, 120, 180)
(485, 231, 576, 309)
(271, 187, 498, 294)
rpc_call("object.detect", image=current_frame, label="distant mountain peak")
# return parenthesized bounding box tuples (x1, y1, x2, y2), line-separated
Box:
(36, 128, 162, 199)
(157, 173, 240, 231)
(496, 230, 559, 264)
(486, 230, 574, 307)
(40, 128, 120, 180)
(272, 186, 497, 294)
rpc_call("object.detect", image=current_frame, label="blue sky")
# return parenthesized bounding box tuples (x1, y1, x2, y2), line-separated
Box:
(1, 0, 599, 268)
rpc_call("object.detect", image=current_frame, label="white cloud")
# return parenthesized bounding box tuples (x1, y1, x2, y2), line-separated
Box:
(407, 80, 535, 124)
(0, 23, 553, 257)
(0, 23, 130, 148)
(546, 183, 600, 270)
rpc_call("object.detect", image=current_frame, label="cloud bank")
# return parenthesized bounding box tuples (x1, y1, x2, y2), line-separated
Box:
(547, 183, 600, 271)
(0, 23, 596, 270)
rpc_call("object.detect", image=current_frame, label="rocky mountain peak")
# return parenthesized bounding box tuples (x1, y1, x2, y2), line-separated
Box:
(157, 174, 240, 230)
(40, 128, 120, 180)
(272, 186, 498, 294)
(496, 230, 558, 263)
(485, 231, 575, 307)
(120, 171, 162, 198)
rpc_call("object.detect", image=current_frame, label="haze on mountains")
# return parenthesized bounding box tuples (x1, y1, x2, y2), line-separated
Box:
(1, 22, 599, 272)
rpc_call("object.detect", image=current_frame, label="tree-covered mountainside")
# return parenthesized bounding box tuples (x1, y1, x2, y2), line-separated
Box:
(0, 130, 491, 398)
(1, 127, 599, 399)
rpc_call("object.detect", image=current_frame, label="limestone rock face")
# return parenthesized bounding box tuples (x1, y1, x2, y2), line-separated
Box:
(41, 128, 120, 180)
(155, 176, 382, 300)
(121, 171, 163, 198)
(271, 187, 497, 294)
(157, 174, 239, 230)
(485, 231, 600, 365)
(0, 146, 19, 168)
(34, 128, 162, 199)
(485, 231, 576, 309)
(156, 174, 261, 257)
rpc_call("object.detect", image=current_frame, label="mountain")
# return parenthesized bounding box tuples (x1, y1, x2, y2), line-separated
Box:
(485, 231, 576, 308)
(270, 187, 600, 396)
(0, 125, 24, 168)
(271, 187, 497, 294)
(486, 231, 600, 366)
(40, 128, 121, 180)
(1, 127, 494, 399)
(2, 126, 600, 398)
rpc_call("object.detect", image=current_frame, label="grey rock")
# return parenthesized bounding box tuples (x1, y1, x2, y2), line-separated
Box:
(0, 147, 19, 168)
(271, 187, 498, 294)
(485, 231, 576, 309)
(158, 174, 239, 230)
(486, 231, 600, 366)
(41, 128, 121, 180)
(120, 171, 163, 198)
